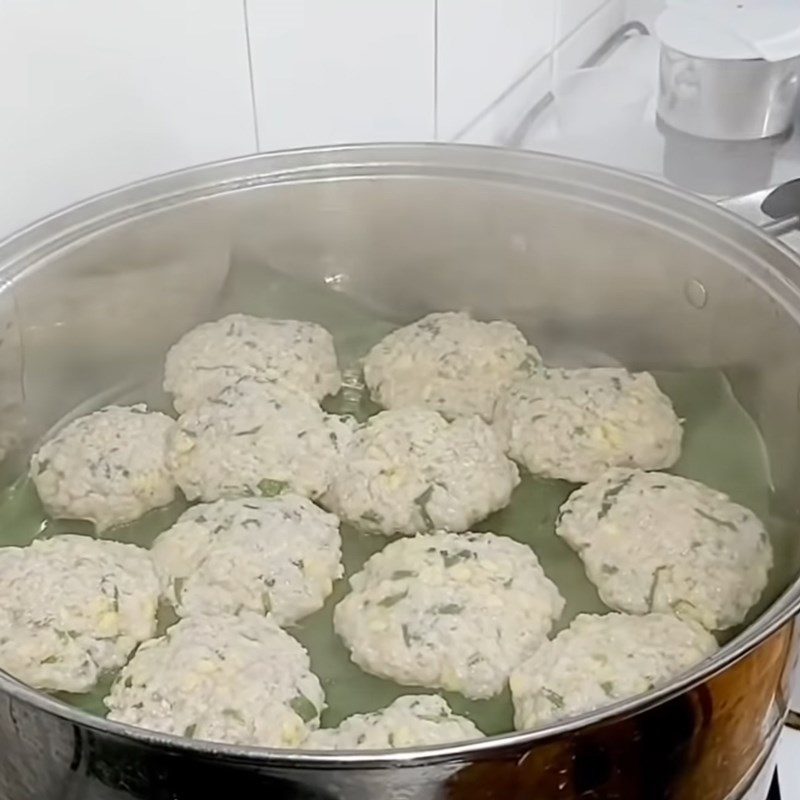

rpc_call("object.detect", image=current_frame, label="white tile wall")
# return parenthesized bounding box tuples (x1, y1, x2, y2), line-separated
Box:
(0, 0, 256, 239)
(437, 0, 612, 141)
(0, 0, 615, 235)
(247, 0, 436, 150)
(436, 0, 557, 140)
(455, 0, 625, 145)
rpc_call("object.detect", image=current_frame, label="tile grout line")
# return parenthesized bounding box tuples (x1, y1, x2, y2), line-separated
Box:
(433, 0, 439, 141)
(242, 0, 262, 152)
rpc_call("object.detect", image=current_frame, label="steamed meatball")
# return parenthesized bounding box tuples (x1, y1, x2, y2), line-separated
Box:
(510, 612, 718, 730)
(0, 535, 159, 693)
(152, 494, 342, 626)
(305, 695, 483, 750)
(334, 531, 564, 699)
(323, 408, 519, 536)
(556, 469, 772, 630)
(105, 613, 325, 747)
(363, 311, 540, 421)
(164, 314, 341, 413)
(167, 377, 354, 502)
(493, 368, 682, 483)
(30, 404, 176, 532)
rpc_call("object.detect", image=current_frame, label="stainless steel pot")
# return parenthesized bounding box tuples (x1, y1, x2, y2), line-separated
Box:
(657, 44, 800, 140)
(0, 144, 799, 800)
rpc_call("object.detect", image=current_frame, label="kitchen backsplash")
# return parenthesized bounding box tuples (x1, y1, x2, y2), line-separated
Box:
(0, 0, 637, 237)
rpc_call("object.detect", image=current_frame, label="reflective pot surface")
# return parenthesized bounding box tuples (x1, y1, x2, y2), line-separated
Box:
(0, 144, 799, 799)
(0, 622, 793, 799)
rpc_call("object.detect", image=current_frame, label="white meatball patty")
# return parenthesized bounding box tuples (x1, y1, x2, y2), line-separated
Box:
(334, 531, 564, 700)
(363, 311, 540, 421)
(0, 535, 159, 693)
(152, 495, 342, 626)
(167, 377, 354, 502)
(510, 612, 718, 730)
(323, 408, 519, 536)
(493, 368, 682, 483)
(164, 314, 341, 413)
(557, 469, 772, 630)
(30, 404, 177, 532)
(105, 613, 325, 747)
(305, 694, 483, 750)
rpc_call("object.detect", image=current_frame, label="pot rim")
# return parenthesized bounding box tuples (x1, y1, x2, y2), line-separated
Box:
(1, 142, 799, 766)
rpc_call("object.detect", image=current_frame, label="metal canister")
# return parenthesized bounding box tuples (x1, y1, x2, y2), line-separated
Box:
(656, 1, 800, 140)
(657, 45, 800, 140)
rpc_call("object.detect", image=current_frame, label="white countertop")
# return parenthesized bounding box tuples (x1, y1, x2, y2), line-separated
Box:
(779, 728, 800, 795)
(520, 33, 800, 202)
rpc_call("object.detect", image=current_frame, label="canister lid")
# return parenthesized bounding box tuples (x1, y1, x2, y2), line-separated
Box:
(656, 0, 800, 62)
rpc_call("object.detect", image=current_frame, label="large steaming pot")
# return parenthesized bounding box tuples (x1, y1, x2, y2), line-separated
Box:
(0, 144, 798, 800)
